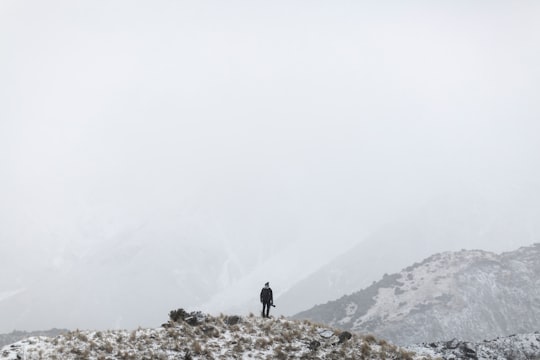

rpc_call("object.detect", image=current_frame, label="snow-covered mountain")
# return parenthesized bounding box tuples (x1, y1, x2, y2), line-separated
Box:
(278, 191, 540, 315)
(293, 243, 540, 345)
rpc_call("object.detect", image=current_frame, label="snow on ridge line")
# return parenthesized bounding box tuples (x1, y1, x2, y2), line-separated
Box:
(0, 313, 428, 360)
(3, 310, 539, 359)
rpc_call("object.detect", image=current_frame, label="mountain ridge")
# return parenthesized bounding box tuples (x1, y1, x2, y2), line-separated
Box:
(277, 190, 540, 316)
(2, 310, 540, 359)
(293, 243, 540, 345)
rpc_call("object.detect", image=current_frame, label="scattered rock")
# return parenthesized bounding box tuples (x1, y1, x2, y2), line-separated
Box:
(168, 309, 207, 326)
(446, 338, 460, 349)
(308, 340, 321, 350)
(460, 342, 477, 359)
(338, 331, 352, 344)
(192, 311, 207, 324)
(169, 308, 189, 323)
(225, 315, 242, 326)
(319, 330, 334, 339)
(184, 316, 198, 326)
(201, 325, 219, 337)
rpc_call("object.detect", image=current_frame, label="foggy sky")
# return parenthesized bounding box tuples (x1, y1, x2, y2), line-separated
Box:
(1, 0, 540, 330)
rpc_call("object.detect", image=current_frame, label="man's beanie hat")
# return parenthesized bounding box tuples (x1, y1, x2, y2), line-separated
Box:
(265, 282, 269, 286)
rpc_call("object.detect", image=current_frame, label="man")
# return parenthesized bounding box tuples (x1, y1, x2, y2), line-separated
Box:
(260, 282, 273, 318)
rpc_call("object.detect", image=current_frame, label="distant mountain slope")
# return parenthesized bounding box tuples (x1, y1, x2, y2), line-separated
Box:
(0, 209, 347, 332)
(0, 220, 242, 332)
(278, 191, 540, 315)
(293, 243, 540, 345)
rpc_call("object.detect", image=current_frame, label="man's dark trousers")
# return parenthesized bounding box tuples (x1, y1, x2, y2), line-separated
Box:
(262, 302, 271, 318)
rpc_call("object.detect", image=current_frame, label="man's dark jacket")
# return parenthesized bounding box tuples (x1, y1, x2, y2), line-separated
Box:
(260, 287, 273, 304)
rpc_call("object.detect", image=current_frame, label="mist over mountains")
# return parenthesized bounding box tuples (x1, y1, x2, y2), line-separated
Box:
(2, 186, 539, 333)
(0, 205, 359, 332)
(2, 0, 540, 338)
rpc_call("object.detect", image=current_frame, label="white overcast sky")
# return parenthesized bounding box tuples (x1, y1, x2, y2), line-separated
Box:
(1, 0, 540, 273)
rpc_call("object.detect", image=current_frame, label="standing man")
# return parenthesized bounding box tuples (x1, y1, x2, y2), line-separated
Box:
(260, 282, 273, 318)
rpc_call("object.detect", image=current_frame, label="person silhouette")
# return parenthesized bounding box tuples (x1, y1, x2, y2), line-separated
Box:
(260, 282, 273, 318)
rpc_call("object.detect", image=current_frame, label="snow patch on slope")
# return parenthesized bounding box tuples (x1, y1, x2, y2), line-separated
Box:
(354, 250, 495, 328)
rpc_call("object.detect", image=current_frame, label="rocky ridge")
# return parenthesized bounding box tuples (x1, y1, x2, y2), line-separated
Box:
(2, 309, 540, 359)
(406, 332, 540, 360)
(0, 310, 425, 360)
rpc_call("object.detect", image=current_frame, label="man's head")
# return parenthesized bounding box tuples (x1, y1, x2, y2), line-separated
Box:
(265, 282, 269, 288)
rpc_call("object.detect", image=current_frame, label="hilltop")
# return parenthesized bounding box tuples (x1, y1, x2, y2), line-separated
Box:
(2, 309, 540, 359)
(0, 309, 427, 360)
